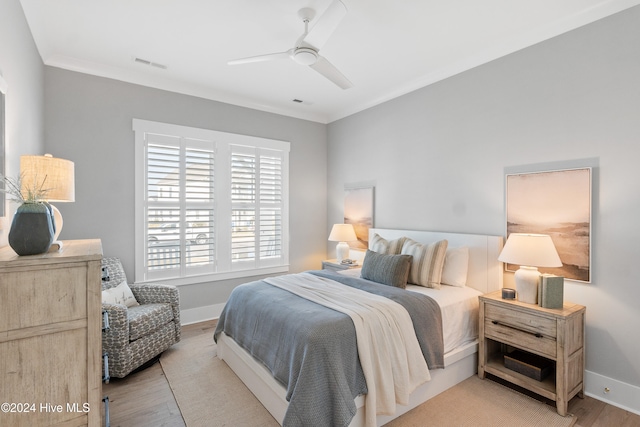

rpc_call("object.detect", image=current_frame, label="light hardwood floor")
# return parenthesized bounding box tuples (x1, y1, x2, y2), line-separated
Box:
(103, 320, 640, 427)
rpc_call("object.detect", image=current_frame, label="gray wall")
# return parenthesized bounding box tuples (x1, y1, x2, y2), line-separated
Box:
(0, 0, 45, 245)
(44, 68, 328, 312)
(328, 6, 640, 401)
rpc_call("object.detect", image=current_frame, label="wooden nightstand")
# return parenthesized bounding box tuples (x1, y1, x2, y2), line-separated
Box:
(478, 290, 585, 416)
(322, 259, 360, 272)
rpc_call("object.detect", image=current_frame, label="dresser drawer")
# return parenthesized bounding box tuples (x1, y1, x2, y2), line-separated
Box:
(484, 303, 557, 358)
(1, 265, 88, 331)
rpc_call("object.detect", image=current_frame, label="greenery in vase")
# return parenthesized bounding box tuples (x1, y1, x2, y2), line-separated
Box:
(1, 172, 51, 204)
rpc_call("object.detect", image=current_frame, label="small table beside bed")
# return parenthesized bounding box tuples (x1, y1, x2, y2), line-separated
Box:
(214, 228, 504, 427)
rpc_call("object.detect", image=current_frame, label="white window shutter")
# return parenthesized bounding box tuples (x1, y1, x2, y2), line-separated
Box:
(134, 119, 289, 285)
(259, 150, 284, 263)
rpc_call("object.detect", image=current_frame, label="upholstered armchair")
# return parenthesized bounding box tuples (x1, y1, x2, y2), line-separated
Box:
(101, 257, 181, 378)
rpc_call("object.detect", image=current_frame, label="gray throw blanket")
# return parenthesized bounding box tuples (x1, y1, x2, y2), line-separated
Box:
(213, 270, 444, 427)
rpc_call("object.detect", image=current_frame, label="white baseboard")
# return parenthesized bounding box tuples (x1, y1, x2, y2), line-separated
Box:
(585, 370, 640, 415)
(180, 303, 224, 325)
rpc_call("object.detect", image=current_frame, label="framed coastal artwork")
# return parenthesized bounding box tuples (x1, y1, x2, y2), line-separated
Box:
(344, 185, 374, 250)
(506, 167, 591, 283)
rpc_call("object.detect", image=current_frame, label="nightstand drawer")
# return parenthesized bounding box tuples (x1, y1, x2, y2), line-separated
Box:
(484, 318, 557, 358)
(484, 303, 557, 358)
(485, 303, 556, 337)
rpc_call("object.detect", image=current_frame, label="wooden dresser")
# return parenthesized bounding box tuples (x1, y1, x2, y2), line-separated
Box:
(0, 239, 103, 426)
(478, 290, 585, 416)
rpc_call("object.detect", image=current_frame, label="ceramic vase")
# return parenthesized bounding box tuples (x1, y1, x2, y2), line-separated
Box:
(8, 202, 56, 256)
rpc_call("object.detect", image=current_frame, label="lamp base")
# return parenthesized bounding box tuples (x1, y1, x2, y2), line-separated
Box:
(51, 204, 63, 241)
(335, 242, 350, 263)
(514, 266, 540, 304)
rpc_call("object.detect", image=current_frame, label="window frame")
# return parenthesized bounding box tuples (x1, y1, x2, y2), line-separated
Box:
(133, 119, 290, 286)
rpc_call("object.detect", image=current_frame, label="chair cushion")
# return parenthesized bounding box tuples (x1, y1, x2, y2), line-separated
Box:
(127, 303, 175, 342)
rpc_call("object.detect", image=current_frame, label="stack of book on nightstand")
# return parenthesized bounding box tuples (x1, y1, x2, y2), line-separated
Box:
(538, 274, 564, 309)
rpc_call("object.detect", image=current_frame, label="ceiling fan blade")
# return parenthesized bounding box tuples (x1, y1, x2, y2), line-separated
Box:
(228, 50, 291, 66)
(303, 0, 347, 50)
(310, 56, 353, 90)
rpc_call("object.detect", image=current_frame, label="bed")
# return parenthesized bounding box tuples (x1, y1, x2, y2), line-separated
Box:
(215, 228, 503, 426)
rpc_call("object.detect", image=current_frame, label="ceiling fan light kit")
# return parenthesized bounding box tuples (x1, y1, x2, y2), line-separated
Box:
(228, 0, 353, 89)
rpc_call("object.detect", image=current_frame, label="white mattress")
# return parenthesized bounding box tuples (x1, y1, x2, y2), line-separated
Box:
(337, 268, 481, 354)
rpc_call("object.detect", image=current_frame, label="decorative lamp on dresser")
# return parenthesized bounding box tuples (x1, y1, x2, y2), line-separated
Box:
(478, 290, 586, 416)
(0, 239, 103, 427)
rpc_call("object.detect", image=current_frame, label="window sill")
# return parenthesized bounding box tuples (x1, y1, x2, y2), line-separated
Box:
(135, 265, 290, 287)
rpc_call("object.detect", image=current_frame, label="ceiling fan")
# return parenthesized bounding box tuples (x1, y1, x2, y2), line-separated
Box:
(228, 0, 353, 90)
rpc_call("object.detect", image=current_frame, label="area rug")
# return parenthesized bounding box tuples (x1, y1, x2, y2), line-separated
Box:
(160, 332, 576, 427)
(159, 332, 278, 426)
(385, 375, 576, 427)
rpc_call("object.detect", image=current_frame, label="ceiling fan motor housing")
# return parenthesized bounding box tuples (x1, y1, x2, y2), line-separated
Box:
(292, 47, 318, 65)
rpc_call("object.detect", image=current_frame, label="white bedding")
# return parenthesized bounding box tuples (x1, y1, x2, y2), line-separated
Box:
(338, 268, 481, 355)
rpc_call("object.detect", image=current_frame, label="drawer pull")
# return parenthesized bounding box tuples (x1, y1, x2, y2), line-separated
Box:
(103, 396, 110, 427)
(103, 352, 110, 384)
(488, 319, 547, 339)
(102, 311, 110, 332)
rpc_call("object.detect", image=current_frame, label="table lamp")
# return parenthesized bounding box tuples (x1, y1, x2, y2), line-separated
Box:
(498, 233, 562, 303)
(328, 223, 357, 262)
(21, 154, 75, 241)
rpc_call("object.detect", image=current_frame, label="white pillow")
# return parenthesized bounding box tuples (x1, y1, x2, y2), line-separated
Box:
(102, 281, 140, 308)
(441, 247, 470, 287)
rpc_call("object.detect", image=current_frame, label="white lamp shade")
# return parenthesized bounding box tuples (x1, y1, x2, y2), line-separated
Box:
(499, 233, 562, 304)
(498, 233, 562, 268)
(328, 224, 357, 263)
(20, 154, 75, 202)
(328, 224, 357, 242)
(20, 154, 75, 241)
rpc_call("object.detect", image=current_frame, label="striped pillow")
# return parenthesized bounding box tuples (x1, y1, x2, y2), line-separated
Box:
(401, 238, 449, 289)
(361, 250, 413, 288)
(369, 233, 406, 255)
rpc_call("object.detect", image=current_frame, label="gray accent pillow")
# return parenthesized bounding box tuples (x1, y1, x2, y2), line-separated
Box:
(360, 249, 413, 288)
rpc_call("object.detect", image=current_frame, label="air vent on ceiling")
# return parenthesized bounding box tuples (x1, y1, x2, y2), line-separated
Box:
(292, 99, 313, 105)
(133, 57, 167, 70)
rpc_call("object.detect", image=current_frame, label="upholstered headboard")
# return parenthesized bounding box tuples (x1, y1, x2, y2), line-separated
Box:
(368, 228, 504, 294)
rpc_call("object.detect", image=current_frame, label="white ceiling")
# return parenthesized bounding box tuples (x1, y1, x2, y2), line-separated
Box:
(20, 0, 640, 124)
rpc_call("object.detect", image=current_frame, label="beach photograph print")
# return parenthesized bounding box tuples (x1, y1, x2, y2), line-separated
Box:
(344, 186, 374, 250)
(506, 168, 591, 282)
